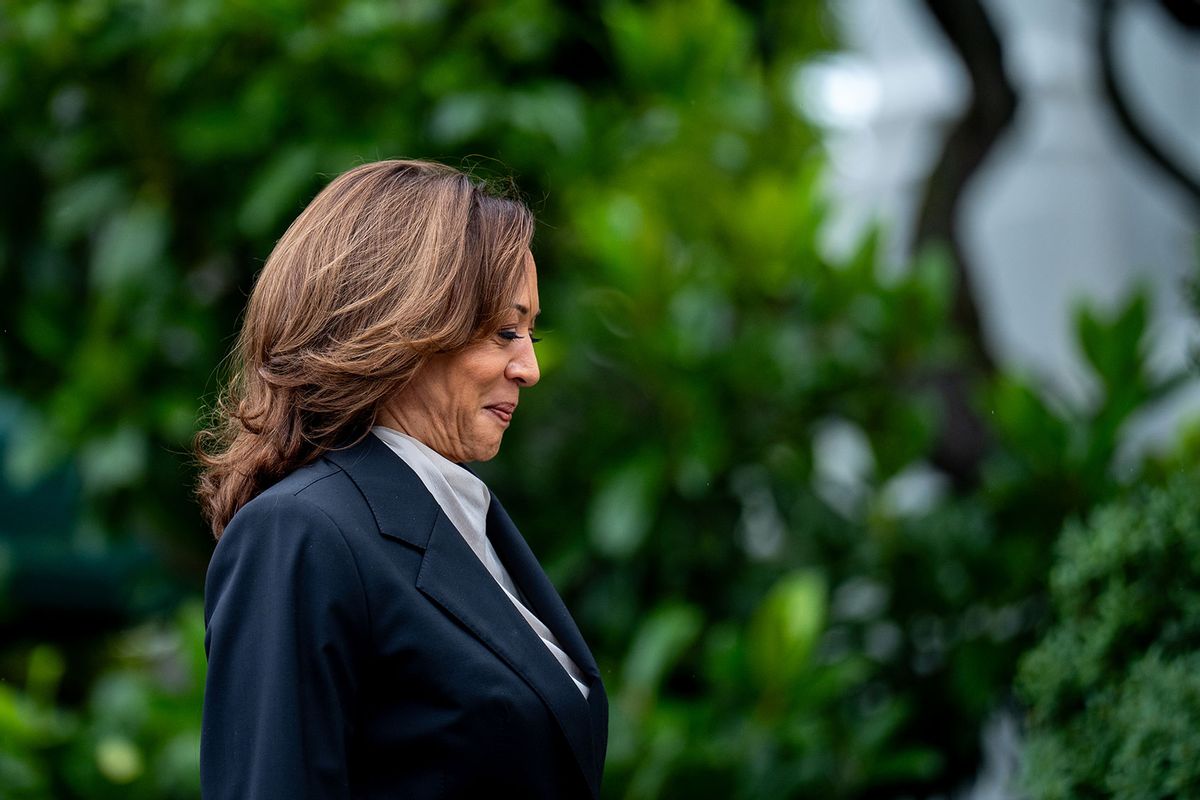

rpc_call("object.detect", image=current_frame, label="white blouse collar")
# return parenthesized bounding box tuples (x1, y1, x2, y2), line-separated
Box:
(370, 426, 491, 546)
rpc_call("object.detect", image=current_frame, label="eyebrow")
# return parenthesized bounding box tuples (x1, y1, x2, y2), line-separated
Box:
(513, 304, 541, 321)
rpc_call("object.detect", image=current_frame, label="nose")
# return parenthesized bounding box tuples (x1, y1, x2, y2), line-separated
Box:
(506, 338, 540, 387)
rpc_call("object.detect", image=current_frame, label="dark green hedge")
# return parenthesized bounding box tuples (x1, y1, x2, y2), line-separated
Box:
(1020, 471, 1200, 800)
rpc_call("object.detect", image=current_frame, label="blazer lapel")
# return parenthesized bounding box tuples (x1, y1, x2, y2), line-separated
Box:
(416, 512, 602, 797)
(326, 434, 604, 798)
(485, 497, 609, 789)
(485, 498, 600, 681)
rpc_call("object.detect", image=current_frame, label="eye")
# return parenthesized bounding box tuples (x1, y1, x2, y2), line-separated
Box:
(498, 329, 542, 344)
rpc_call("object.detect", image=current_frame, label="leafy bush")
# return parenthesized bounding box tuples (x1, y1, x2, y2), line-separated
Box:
(0, 604, 204, 799)
(1018, 472, 1200, 799)
(532, 260, 1184, 796)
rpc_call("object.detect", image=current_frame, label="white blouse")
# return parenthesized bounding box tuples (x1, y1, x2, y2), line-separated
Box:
(371, 427, 589, 698)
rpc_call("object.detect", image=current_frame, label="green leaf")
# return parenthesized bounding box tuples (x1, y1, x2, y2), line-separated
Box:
(95, 734, 144, 784)
(25, 645, 65, 706)
(620, 603, 703, 709)
(78, 425, 147, 493)
(90, 201, 169, 291)
(506, 83, 585, 153)
(1074, 290, 1148, 394)
(47, 172, 127, 243)
(237, 145, 319, 237)
(747, 570, 826, 694)
(587, 453, 663, 558)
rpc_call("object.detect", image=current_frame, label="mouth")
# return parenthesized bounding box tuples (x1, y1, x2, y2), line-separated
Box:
(484, 402, 516, 425)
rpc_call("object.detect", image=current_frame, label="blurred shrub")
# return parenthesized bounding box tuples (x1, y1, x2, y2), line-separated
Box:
(0, 645, 75, 797)
(1018, 472, 1200, 800)
(512, 202, 1186, 795)
(0, 604, 204, 799)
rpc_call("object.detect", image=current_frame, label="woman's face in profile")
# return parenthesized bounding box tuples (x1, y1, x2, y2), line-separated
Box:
(381, 253, 541, 463)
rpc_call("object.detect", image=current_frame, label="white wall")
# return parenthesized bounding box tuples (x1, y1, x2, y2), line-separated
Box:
(806, 0, 1200, 456)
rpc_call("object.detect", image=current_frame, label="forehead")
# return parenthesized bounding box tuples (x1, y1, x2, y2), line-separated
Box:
(513, 252, 539, 313)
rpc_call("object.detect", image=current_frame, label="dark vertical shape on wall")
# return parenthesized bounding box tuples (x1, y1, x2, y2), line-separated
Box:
(915, 0, 1019, 488)
(915, 0, 1018, 360)
(1097, 0, 1200, 213)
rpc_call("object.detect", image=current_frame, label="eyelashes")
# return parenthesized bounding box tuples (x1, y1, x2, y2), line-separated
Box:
(498, 330, 541, 344)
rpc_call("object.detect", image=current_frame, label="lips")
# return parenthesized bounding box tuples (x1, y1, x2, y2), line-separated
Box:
(484, 402, 516, 425)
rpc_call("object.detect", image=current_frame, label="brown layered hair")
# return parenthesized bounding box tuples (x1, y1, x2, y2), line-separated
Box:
(195, 160, 534, 538)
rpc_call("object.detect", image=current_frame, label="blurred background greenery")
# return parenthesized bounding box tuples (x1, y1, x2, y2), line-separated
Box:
(1, 0, 1198, 798)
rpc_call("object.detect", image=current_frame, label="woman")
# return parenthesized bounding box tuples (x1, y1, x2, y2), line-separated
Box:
(196, 160, 607, 799)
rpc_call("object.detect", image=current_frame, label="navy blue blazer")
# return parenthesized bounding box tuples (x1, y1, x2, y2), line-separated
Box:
(201, 433, 608, 799)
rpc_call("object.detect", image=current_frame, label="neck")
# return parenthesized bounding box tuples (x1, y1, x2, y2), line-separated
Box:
(374, 408, 460, 462)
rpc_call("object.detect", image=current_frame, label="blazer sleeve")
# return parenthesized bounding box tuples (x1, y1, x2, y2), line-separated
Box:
(201, 492, 370, 800)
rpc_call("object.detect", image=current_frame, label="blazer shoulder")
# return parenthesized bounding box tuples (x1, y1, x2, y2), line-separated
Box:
(207, 466, 373, 635)
(258, 457, 345, 501)
(252, 457, 368, 519)
(215, 461, 364, 559)
(218, 467, 348, 546)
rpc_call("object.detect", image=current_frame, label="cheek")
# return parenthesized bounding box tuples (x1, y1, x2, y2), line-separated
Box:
(456, 351, 508, 396)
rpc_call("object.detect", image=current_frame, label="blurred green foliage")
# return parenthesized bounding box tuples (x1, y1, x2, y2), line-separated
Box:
(0, 604, 204, 799)
(0, 0, 1194, 797)
(1018, 472, 1200, 800)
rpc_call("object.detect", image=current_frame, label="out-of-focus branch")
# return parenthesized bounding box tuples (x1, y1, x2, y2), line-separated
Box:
(914, 0, 1019, 487)
(915, 0, 1018, 371)
(1098, 0, 1200, 212)
(1156, 0, 1200, 33)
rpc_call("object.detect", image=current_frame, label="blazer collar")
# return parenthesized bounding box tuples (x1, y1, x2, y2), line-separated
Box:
(324, 433, 606, 798)
(324, 433, 440, 549)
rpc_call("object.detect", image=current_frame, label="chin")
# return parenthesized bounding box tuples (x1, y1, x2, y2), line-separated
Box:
(465, 439, 503, 463)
